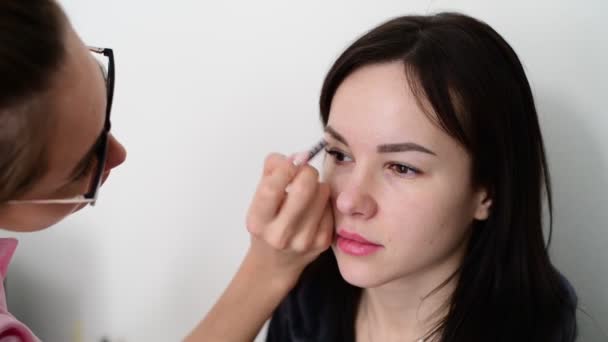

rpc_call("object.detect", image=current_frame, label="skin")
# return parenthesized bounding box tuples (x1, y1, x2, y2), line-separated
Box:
(0, 18, 326, 339)
(0, 10, 492, 342)
(186, 153, 334, 342)
(323, 62, 491, 341)
(0, 23, 127, 232)
(188, 63, 491, 342)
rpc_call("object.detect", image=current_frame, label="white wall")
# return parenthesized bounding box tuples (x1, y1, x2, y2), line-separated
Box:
(3, 0, 606, 341)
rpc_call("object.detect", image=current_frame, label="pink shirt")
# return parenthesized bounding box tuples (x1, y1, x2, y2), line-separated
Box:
(0, 239, 40, 342)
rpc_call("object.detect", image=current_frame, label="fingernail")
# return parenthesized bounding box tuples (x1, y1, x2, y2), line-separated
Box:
(291, 151, 310, 167)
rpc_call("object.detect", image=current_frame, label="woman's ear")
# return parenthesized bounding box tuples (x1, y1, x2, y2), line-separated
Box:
(473, 187, 492, 221)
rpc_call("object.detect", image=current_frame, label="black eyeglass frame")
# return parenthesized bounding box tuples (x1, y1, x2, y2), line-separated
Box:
(84, 46, 115, 205)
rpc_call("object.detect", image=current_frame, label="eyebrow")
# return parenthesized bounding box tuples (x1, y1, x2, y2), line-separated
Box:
(66, 61, 107, 181)
(377, 142, 436, 155)
(324, 125, 437, 156)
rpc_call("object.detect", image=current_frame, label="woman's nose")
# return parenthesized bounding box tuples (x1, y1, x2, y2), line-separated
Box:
(104, 133, 127, 171)
(335, 183, 377, 219)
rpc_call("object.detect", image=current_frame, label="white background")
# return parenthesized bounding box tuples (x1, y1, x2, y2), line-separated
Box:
(3, 0, 607, 341)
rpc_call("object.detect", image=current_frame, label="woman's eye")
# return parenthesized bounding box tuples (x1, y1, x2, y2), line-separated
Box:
(73, 157, 96, 182)
(325, 148, 353, 163)
(388, 163, 420, 177)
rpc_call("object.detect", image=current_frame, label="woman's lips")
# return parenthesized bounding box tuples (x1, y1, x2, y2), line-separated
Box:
(336, 229, 383, 256)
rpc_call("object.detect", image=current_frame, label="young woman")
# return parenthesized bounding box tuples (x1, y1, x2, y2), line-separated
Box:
(265, 12, 579, 342)
(192, 12, 578, 342)
(0, 2, 576, 340)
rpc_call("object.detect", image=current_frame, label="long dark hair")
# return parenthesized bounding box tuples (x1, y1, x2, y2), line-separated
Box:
(317, 12, 577, 341)
(0, 0, 66, 202)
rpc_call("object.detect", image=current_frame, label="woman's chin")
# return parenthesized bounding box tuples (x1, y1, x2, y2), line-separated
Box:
(334, 252, 384, 288)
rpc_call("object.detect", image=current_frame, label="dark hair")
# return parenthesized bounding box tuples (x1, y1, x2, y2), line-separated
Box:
(318, 12, 577, 341)
(0, 0, 67, 202)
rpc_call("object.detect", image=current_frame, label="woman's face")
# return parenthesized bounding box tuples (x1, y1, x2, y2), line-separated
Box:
(0, 24, 126, 231)
(323, 62, 491, 288)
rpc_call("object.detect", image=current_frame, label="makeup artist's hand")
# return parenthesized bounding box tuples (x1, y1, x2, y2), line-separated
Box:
(245, 152, 334, 286)
(185, 152, 333, 342)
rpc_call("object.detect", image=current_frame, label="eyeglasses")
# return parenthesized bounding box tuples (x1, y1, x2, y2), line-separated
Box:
(8, 46, 115, 206)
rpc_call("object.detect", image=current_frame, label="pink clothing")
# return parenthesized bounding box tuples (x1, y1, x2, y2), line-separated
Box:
(0, 239, 40, 342)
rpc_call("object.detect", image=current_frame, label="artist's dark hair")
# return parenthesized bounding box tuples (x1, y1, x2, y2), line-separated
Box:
(0, 0, 67, 202)
(318, 12, 577, 341)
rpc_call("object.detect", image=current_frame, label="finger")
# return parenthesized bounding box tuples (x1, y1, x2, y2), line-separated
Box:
(274, 165, 320, 231)
(285, 150, 314, 192)
(246, 154, 297, 233)
(312, 203, 334, 251)
(290, 183, 331, 252)
(290, 151, 311, 167)
(262, 153, 297, 178)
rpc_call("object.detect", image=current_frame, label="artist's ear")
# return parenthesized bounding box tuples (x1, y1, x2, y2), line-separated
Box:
(473, 187, 492, 221)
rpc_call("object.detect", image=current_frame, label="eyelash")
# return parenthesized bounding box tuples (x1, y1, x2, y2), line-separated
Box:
(325, 148, 352, 163)
(325, 148, 421, 177)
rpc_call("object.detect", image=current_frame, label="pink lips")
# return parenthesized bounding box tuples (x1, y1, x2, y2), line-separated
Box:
(336, 229, 383, 256)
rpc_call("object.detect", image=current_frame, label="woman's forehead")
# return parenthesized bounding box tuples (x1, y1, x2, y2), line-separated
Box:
(327, 64, 448, 150)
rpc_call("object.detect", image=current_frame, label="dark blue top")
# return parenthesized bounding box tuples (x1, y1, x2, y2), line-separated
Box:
(266, 250, 578, 342)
